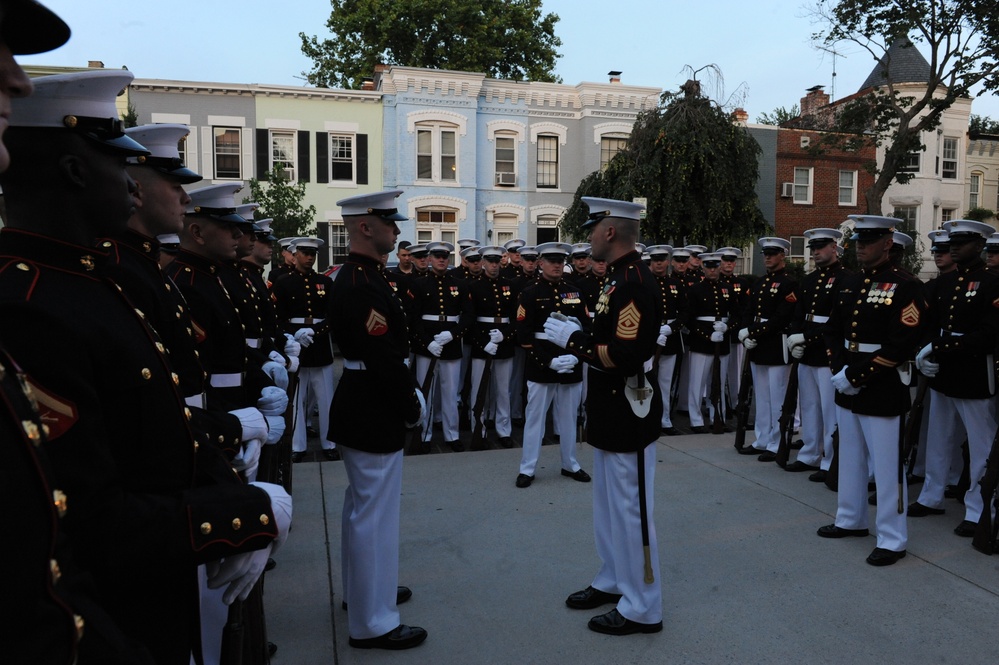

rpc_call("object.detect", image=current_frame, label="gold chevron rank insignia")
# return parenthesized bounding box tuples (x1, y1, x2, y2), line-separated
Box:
(900, 302, 920, 327)
(365, 308, 388, 336)
(616, 301, 641, 340)
(516, 304, 526, 321)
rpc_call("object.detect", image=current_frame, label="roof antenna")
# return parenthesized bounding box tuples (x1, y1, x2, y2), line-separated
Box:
(817, 45, 847, 101)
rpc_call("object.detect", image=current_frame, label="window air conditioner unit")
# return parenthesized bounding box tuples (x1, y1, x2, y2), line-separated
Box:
(495, 172, 517, 186)
(781, 182, 794, 198)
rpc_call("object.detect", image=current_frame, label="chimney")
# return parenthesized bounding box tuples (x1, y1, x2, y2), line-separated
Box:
(608, 70, 622, 84)
(360, 77, 374, 91)
(800, 85, 829, 116)
(371, 63, 390, 89)
(88, 60, 105, 69)
(731, 108, 749, 126)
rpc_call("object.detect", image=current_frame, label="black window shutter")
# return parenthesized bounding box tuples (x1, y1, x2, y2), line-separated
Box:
(316, 132, 329, 184)
(357, 134, 368, 185)
(298, 130, 310, 183)
(255, 128, 269, 180)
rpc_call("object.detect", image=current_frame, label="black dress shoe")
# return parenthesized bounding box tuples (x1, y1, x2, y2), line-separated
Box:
(689, 425, 708, 434)
(944, 484, 961, 498)
(737, 445, 762, 455)
(562, 468, 591, 483)
(790, 439, 804, 450)
(757, 451, 777, 462)
(907, 502, 945, 517)
(323, 448, 340, 461)
(343, 586, 413, 611)
(515, 474, 534, 488)
(498, 436, 515, 448)
(587, 608, 663, 636)
(954, 520, 977, 537)
(661, 426, 680, 436)
(565, 586, 623, 610)
(268, 642, 277, 657)
(866, 547, 906, 566)
(291, 451, 305, 463)
(349, 624, 427, 650)
(785, 460, 819, 472)
(808, 470, 827, 482)
(817, 524, 869, 538)
(265, 557, 277, 572)
(447, 439, 464, 452)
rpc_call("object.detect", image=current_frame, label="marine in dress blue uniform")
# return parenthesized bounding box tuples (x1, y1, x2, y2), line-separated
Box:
(647, 245, 687, 435)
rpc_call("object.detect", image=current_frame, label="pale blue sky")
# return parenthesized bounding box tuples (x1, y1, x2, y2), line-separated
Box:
(17, 0, 999, 120)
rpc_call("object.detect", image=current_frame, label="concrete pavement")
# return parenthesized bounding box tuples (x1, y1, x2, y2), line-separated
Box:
(264, 431, 999, 665)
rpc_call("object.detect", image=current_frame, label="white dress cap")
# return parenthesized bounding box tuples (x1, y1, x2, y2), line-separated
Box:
(336, 189, 407, 220)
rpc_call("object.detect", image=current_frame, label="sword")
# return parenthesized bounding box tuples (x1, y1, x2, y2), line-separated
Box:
(637, 446, 654, 584)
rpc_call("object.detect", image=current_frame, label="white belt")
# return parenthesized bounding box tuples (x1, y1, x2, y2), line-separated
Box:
(209, 373, 243, 388)
(343, 359, 367, 370)
(667, 318, 676, 324)
(534, 332, 550, 340)
(755, 317, 769, 323)
(588, 312, 595, 319)
(844, 341, 881, 353)
(940, 329, 964, 337)
(476, 316, 509, 324)
(805, 314, 829, 323)
(695, 316, 729, 322)
(245, 337, 262, 348)
(421, 314, 459, 322)
(289, 317, 324, 324)
(184, 393, 206, 409)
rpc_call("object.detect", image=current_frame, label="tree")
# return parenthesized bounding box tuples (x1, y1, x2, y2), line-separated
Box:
(300, 0, 562, 89)
(561, 71, 768, 248)
(965, 206, 997, 221)
(811, 0, 999, 214)
(969, 113, 999, 135)
(246, 166, 317, 256)
(122, 100, 138, 128)
(756, 104, 800, 126)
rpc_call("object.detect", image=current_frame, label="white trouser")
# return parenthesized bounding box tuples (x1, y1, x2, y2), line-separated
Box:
(294, 364, 335, 452)
(750, 363, 791, 452)
(687, 351, 729, 427)
(469, 357, 514, 438)
(340, 447, 403, 640)
(195, 565, 228, 665)
(591, 444, 662, 625)
(519, 380, 583, 477)
(917, 390, 997, 522)
(656, 354, 677, 427)
(415, 356, 461, 443)
(834, 407, 907, 552)
(797, 364, 837, 468)
(510, 347, 527, 419)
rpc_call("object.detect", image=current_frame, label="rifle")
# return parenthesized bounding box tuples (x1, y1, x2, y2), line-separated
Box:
(825, 426, 839, 491)
(273, 368, 299, 493)
(710, 342, 725, 434)
(669, 341, 684, 419)
(733, 350, 754, 450)
(775, 361, 800, 468)
(902, 373, 930, 475)
(407, 356, 437, 455)
(220, 598, 245, 665)
(469, 357, 492, 450)
(973, 422, 999, 555)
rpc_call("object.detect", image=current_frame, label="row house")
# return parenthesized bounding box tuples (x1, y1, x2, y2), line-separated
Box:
(966, 131, 999, 217)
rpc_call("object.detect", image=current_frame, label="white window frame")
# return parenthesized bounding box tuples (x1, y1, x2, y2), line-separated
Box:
(599, 134, 629, 170)
(838, 169, 857, 206)
(899, 151, 921, 173)
(941, 208, 956, 223)
(329, 132, 356, 185)
(269, 129, 297, 182)
(793, 167, 813, 204)
(970, 172, 982, 209)
(416, 122, 458, 184)
(416, 207, 459, 266)
(494, 132, 517, 186)
(941, 137, 958, 180)
(536, 135, 559, 189)
(213, 126, 242, 180)
(893, 205, 918, 228)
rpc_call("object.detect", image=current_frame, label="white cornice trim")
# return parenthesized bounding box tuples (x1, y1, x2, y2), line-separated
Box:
(593, 121, 634, 143)
(406, 109, 469, 135)
(530, 122, 568, 145)
(486, 120, 527, 142)
(406, 195, 468, 220)
(530, 204, 566, 223)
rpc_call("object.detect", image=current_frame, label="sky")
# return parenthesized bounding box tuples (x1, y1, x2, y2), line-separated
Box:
(17, 0, 999, 121)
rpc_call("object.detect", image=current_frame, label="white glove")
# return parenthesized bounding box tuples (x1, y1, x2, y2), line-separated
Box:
(229, 407, 267, 442)
(264, 415, 285, 444)
(484, 341, 498, 356)
(250, 481, 292, 549)
(207, 543, 273, 605)
(433, 330, 454, 346)
(488, 328, 504, 344)
(831, 367, 861, 395)
(790, 344, 805, 359)
(656, 334, 668, 347)
(544, 314, 581, 349)
(232, 439, 261, 481)
(786, 333, 806, 353)
(427, 341, 444, 357)
(261, 361, 289, 391)
(915, 343, 939, 377)
(713, 321, 728, 333)
(268, 350, 283, 364)
(738, 328, 750, 342)
(710, 331, 725, 343)
(257, 386, 289, 416)
(283, 333, 301, 358)
(286, 355, 300, 373)
(549, 354, 578, 374)
(405, 389, 428, 429)
(742, 337, 758, 350)
(294, 328, 315, 348)
(659, 324, 672, 337)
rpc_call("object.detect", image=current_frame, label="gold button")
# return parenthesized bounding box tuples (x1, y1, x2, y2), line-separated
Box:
(21, 419, 41, 442)
(194, 441, 199, 451)
(53, 489, 68, 517)
(135, 308, 145, 319)
(50, 558, 61, 584)
(74, 614, 85, 639)
(184, 408, 192, 420)
(218, 435, 224, 443)
(16, 262, 29, 271)
(155, 342, 165, 353)
(102, 241, 112, 248)
(200, 522, 212, 535)
(260, 514, 270, 526)
(141, 368, 152, 380)
(232, 518, 242, 531)
(171, 373, 179, 385)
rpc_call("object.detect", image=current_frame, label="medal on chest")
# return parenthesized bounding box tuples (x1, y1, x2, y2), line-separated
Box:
(596, 281, 615, 316)
(966, 281, 980, 298)
(866, 282, 897, 305)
